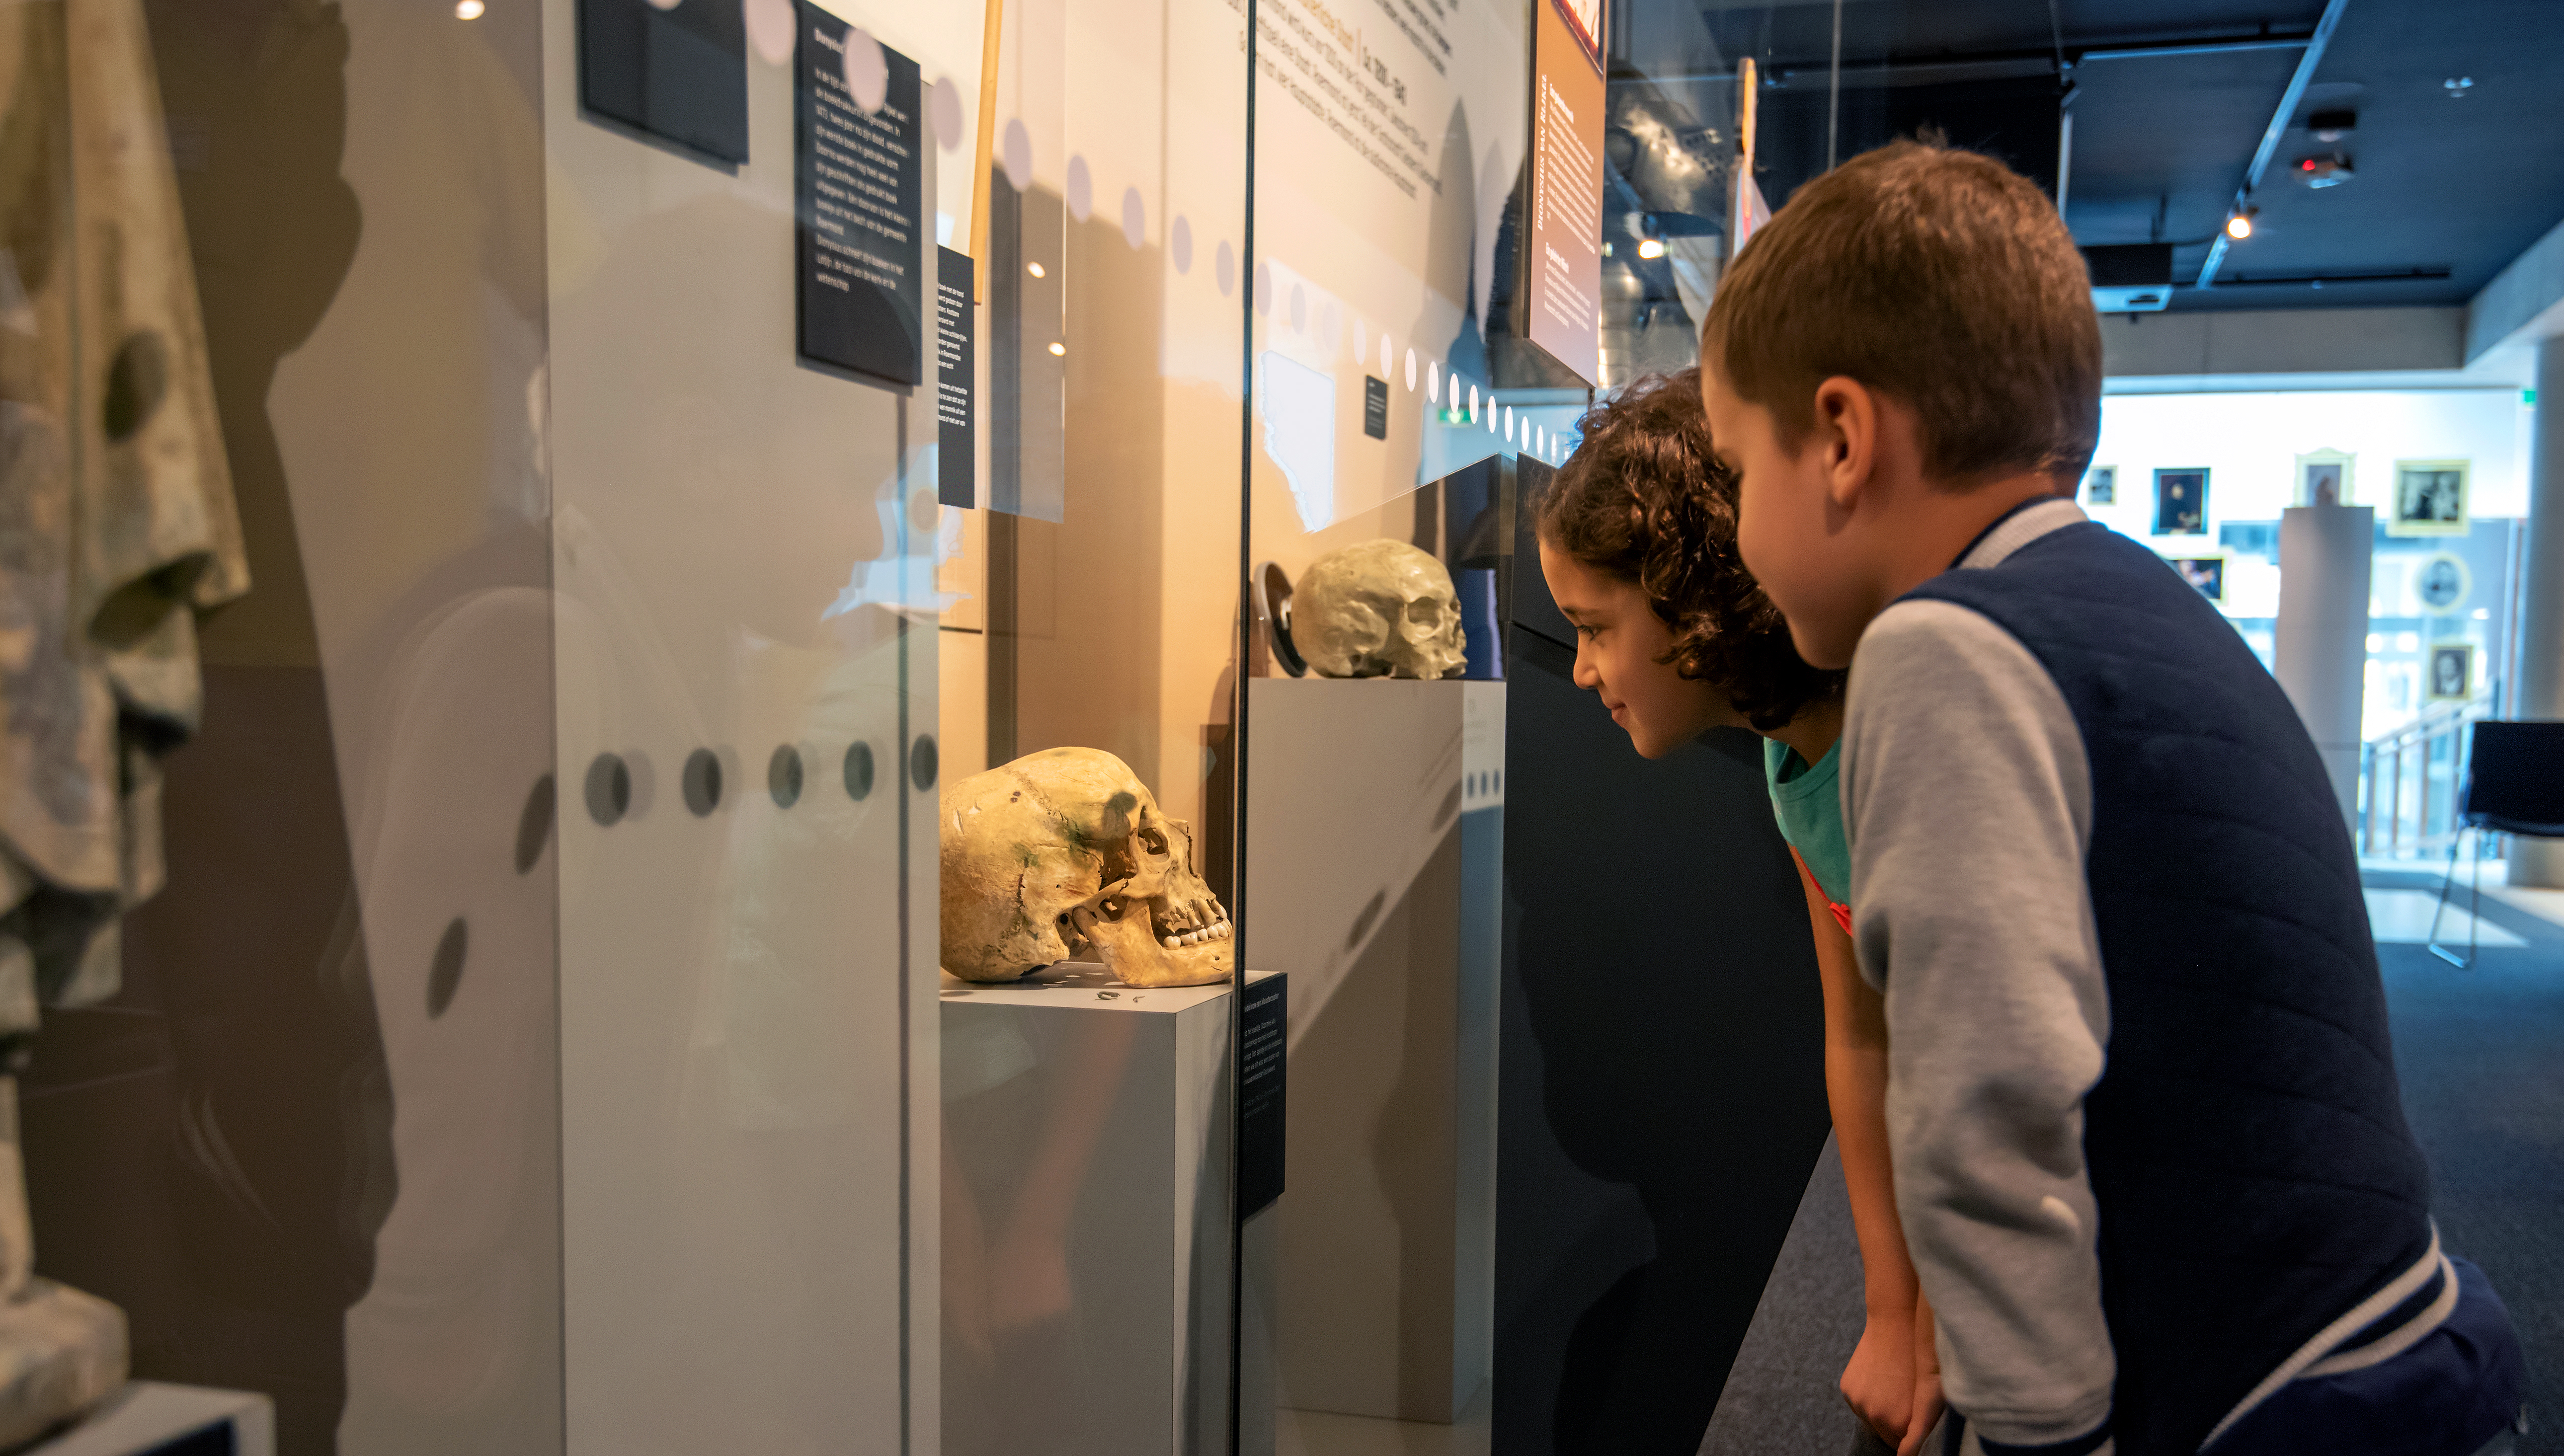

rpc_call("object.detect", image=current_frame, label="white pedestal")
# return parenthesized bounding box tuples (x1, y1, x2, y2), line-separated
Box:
(1245, 678, 1503, 1424)
(27, 1383, 273, 1456)
(942, 966, 1278, 1456)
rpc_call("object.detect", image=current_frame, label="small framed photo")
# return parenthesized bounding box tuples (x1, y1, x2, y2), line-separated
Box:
(2153, 467, 2209, 536)
(2425, 643, 2475, 702)
(2083, 465, 2117, 505)
(2295, 448, 2354, 507)
(2169, 556, 2226, 601)
(2414, 552, 2472, 614)
(2391, 460, 2470, 535)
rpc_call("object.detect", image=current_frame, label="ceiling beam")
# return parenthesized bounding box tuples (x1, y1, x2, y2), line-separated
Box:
(1624, 25, 2321, 88)
(2195, 0, 2351, 289)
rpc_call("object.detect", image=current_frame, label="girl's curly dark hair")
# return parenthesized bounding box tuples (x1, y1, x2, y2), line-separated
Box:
(1531, 367, 1843, 731)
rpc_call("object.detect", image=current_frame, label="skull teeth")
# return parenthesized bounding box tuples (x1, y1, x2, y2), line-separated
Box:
(1157, 918, 1233, 951)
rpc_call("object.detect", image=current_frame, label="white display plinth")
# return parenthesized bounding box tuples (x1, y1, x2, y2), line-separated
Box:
(1246, 678, 1504, 1424)
(942, 965, 1277, 1456)
(27, 1383, 273, 1456)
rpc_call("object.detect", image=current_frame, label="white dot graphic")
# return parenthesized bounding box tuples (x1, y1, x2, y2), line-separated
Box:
(928, 77, 964, 148)
(1254, 261, 1272, 316)
(1378, 335, 1391, 376)
(1217, 240, 1236, 296)
(1404, 348, 1416, 390)
(1121, 187, 1145, 249)
(1065, 155, 1093, 221)
(745, 0, 794, 64)
(1428, 362, 1441, 402)
(1172, 215, 1194, 274)
(843, 27, 888, 113)
(1289, 283, 1307, 332)
(1001, 119, 1032, 192)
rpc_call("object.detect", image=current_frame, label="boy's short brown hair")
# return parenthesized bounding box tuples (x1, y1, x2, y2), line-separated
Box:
(1533, 368, 1842, 731)
(1702, 139, 2101, 487)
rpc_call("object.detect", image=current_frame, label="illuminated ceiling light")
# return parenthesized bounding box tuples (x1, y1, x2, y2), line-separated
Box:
(1636, 237, 1666, 260)
(456, 0, 483, 15)
(2224, 208, 2257, 240)
(1027, 261, 1046, 278)
(1047, 341, 1066, 356)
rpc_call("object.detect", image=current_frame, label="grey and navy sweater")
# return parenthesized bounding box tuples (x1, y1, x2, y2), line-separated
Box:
(1841, 499, 2512, 1456)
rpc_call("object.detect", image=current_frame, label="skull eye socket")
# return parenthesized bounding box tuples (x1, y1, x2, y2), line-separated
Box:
(1139, 828, 1169, 856)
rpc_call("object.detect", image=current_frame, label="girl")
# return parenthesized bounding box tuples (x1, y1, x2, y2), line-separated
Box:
(1532, 368, 1942, 1456)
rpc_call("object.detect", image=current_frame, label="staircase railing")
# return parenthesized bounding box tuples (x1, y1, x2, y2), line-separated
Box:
(2357, 689, 2496, 860)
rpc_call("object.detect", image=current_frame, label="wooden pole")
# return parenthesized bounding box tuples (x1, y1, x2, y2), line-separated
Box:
(970, 0, 1004, 301)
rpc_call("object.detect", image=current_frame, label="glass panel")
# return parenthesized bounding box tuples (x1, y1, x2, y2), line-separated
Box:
(1239, 0, 1558, 1448)
(935, 0, 1251, 1452)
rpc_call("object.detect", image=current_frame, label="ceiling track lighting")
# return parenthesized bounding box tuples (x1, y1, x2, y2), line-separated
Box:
(2224, 206, 2259, 241)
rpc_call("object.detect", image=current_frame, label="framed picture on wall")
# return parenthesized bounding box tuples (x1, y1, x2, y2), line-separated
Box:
(2169, 556, 2226, 601)
(2295, 448, 2355, 507)
(2426, 644, 2475, 702)
(2083, 465, 2117, 505)
(2154, 468, 2209, 536)
(2392, 460, 2470, 536)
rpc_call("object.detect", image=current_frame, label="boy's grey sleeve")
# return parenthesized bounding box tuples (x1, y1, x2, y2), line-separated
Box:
(1842, 600, 2116, 1454)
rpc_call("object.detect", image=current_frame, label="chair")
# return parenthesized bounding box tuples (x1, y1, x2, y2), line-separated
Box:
(2427, 720, 2564, 967)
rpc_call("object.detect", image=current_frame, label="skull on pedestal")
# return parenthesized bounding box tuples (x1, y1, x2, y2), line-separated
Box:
(1289, 539, 1467, 679)
(940, 748, 1234, 988)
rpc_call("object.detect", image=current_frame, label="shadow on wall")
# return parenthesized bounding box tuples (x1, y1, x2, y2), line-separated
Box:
(1494, 625, 1832, 1456)
(23, 1, 385, 1452)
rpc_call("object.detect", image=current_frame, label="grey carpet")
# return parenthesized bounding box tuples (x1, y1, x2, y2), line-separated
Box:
(2369, 866, 2564, 1455)
(1696, 1136, 1869, 1456)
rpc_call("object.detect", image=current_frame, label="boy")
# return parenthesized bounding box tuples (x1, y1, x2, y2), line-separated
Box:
(1699, 141, 2525, 1456)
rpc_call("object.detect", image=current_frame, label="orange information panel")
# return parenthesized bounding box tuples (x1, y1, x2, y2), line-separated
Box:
(1525, 0, 1603, 384)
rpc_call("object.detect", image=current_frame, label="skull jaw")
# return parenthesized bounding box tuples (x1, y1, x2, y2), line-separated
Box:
(1072, 902, 1235, 988)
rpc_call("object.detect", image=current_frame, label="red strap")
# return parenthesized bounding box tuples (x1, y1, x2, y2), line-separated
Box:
(1785, 843, 1858, 939)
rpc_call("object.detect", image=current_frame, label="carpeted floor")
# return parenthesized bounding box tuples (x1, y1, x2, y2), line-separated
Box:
(2370, 865, 2564, 1456)
(1701, 865, 2564, 1454)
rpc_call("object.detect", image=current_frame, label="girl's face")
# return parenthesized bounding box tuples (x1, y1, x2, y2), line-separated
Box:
(1537, 536, 1744, 758)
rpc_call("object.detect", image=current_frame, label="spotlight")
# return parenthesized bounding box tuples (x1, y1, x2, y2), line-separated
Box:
(456, 0, 483, 15)
(2224, 208, 2258, 241)
(1047, 341, 1066, 357)
(1636, 237, 1666, 260)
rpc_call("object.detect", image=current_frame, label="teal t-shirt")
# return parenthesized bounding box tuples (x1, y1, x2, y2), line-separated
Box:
(1764, 737, 1850, 908)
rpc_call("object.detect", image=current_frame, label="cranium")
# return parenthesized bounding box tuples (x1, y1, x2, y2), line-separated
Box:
(1289, 540, 1467, 679)
(940, 748, 1234, 988)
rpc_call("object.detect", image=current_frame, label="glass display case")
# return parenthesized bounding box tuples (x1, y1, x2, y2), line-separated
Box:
(3, 0, 1830, 1450)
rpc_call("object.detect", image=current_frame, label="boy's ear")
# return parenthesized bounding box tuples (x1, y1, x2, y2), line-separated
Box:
(1810, 376, 1880, 511)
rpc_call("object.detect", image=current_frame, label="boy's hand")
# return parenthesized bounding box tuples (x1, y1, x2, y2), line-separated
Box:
(1841, 1311, 1917, 1446)
(1898, 1291, 1945, 1456)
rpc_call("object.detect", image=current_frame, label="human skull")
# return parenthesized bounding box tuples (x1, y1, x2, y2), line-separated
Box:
(941, 748, 1234, 988)
(1289, 540, 1467, 679)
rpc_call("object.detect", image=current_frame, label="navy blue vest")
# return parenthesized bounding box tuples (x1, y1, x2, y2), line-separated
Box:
(1907, 521, 2433, 1455)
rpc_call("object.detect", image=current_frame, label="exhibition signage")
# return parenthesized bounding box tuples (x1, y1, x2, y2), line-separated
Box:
(795, 2, 924, 385)
(936, 246, 976, 507)
(578, 0, 749, 166)
(1239, 977, 1288, 1219)
(1525, 0, 1603, 384)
